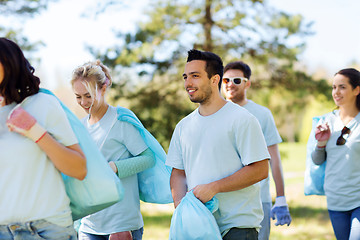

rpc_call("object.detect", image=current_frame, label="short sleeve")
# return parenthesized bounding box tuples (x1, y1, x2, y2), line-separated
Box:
(235, 115, 270, 166)
(262, 110, 282, 146)
(111, 120, 148, 157)
(25, 93, 78, 147)
(166, 124, 185, 170)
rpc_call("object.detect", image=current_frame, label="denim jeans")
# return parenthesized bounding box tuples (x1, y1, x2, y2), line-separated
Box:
(0, 219, 77, 240)
(328, 206, 360, 240)
(223, 227, 258, 240)
(78, 227, 143, 240)
(258, 202, 271, 240)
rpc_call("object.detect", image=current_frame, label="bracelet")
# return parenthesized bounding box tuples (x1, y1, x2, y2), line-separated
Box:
(35, 132, 47, 143)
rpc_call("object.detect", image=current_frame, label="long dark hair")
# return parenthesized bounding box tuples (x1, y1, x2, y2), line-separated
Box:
(0, 37, 40, 105)
(336, 68, 360, 110)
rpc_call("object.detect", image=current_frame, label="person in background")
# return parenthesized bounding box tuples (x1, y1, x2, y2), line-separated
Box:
(166, 49, 270, 240)
(0, 37, 87, 239)
(222, 61, 291, 240)
(312, 68, 360, 240)
(71, 60, 156, 240)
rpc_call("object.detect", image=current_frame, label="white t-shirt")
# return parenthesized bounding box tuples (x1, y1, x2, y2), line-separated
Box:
(242, 100, 282, 203)
(79, 105, 147, 234)
(321, 110, 360, 211)
(166, 101, 270, 233)
(0, 93, 77, 227)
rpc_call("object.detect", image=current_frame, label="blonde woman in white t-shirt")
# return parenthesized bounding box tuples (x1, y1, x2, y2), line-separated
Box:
(71, 60, 155, 240)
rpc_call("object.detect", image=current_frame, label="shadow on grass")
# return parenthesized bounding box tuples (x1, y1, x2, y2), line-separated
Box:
(142, 212, 172, 228)
(289, 205, 330, 223)
(142, 205, 329, 227)
(270, 205, 334, 239)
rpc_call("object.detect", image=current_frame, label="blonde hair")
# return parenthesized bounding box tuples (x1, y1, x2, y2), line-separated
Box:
(71, 60, 112, 100)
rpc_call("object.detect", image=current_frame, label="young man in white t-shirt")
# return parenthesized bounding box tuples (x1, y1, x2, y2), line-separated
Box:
(166, 49, 270, 240)
(222, 61, 292, 240)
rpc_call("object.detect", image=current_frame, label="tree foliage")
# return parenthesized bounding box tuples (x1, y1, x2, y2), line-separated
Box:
(0, 0, 50, 15)
(0, 0, 54, 52)
(90, 0, 331, 147)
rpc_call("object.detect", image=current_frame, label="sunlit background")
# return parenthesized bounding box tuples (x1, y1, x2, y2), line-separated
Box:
(1, 1, 359, 238)
(4, 0, 359, 89)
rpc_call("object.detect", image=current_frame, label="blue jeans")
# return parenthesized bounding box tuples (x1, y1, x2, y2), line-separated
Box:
(328, 206, 360, 240)
(78, 227, 143, 240)
(0, 219, 77, 239)
(223, 228, 258, 240)
(258, 202, 271, 240)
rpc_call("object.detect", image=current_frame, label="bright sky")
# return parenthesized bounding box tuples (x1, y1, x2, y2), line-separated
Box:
(270, 0, 360, 75)
(20, 0, 145, 89)
(6, 0, 360, 90)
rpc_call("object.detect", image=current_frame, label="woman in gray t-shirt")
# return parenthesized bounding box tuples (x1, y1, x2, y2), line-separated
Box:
(312, 68, 360, 240)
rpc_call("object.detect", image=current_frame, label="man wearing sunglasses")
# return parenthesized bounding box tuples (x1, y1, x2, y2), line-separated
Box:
(166, 50, 270, 240)
(222, 61, 291, 240)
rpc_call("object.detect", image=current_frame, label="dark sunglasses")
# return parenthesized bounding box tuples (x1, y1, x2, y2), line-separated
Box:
(336, 126, 350, 146)
(223, 77, 248, 85)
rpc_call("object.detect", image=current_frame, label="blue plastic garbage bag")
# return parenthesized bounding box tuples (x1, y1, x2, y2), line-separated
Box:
(169, 191, 222, 240)
(304, 114, 328, 196)
(116, 106, 173, 204)
(40, 89, 125, 220)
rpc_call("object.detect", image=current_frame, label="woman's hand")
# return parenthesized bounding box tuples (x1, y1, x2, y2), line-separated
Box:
(109, 161, 118, 173)
(6, 106, 46, 142)
(315, 122, 330, 147)
(7, 105, 87, 180)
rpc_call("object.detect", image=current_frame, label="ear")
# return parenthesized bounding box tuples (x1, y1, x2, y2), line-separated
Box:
(0, 95, 4, 107)
(211, 74, 220, 87)
(100, 84, 107, 96)
(245, 79, 251, 90)
(354, 85, 360, 96)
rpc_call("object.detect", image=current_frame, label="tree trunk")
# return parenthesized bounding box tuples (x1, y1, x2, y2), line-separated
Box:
(203, 0, 213, 52)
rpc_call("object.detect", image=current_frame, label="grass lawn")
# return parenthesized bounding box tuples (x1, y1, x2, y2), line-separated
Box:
(140, 142, 335, 240)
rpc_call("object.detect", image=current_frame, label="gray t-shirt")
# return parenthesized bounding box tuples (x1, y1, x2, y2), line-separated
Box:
(311, 110, 360, 211)
(242, 100, 282, 203)
(0, 93, 77, 227)
(166, 102, 270, 232)
(79, 105, 147, 234)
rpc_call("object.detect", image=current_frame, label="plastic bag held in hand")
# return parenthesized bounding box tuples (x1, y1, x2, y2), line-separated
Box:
(109, 231, 132, 240)
(6, 106, 46, 142)
(169, 191, 222, 240)
(271, 196, 292, 226)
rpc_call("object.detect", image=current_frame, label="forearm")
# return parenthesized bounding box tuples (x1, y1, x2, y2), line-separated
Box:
(37, 133, 87, 180)
(113, 148, 155, 178)
(311, 147, 326, 165)
(170, 168, 187, 208)
(212, 159, 269, 194)
(268, 144, 285, 197)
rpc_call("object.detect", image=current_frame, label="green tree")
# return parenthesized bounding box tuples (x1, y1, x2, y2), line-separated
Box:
(90, 0, 331, 148)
